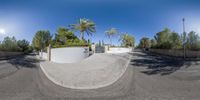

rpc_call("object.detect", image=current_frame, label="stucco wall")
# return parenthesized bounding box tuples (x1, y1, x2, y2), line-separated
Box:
(106, 47, 132, 53)
(0, 51, 22, 58)
(51, 47, 89, 63)
(150, 49, 200, 58)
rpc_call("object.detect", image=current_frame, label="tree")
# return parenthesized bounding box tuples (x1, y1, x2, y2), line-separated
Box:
(69, 18, 96, 40)
(17, 39, 30, 52)
(150, 39, 156, 48)
(105, 28, 118, 46)
(54, 27, 78, 45)
(186, 31, 200, 50)
(0, 36, 19, 51)
(139, 37, 150, 49)
(169, 32, 182, 49)
(119, 33, 135, 47)
(102, 40, 105, 46)
(153, 28, 183, 49)
(0, 36, 31, 53)
(154, 28, 173, 49)
(32, 30, 51, 51)
(98, 40, 102, 46)
(154, 28, 171, 45)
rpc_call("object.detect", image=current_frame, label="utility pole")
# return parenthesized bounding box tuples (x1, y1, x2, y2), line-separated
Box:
(182, 18, 186, 59)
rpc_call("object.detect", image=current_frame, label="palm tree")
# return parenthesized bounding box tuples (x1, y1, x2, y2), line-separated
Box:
(69, 18, 96, 40)
(139, 37, 150, 49)
(119, 33, 135, 47)
(105, 28, 118, 46)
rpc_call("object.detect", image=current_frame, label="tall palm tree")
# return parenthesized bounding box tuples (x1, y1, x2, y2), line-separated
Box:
(139, 37, 150, 49)
(69, 18, 96, 40)
(119, 33, 135, 47)
(105, 28, 118, 46)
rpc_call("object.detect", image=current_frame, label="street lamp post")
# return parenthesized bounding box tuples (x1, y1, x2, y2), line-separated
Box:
(41, 35, 45, 59)
(182, 18, 186, 59)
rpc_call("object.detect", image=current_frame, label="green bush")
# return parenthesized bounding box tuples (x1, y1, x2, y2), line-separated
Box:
(24, 46, 33, 54)
(0, 36, 31, 53)
(51, 27, 91, 48)
(52, 39, 88, 48)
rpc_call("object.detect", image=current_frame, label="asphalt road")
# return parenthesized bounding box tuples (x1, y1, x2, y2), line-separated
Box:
(0, 52, 200, 100)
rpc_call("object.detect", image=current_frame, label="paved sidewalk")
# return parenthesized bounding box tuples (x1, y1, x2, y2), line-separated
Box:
(40, 53, 131, 89)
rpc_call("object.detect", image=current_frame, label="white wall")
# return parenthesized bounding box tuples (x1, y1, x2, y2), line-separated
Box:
(106, 47, 132, 53)
(51, 47, 89, 63)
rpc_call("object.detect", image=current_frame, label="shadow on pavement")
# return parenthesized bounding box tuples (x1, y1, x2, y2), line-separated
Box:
(7, 54, 39, 69)
(131, 51, 195, 76)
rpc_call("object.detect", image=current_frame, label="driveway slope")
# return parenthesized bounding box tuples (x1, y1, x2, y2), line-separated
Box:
(40, 53, 131, 89)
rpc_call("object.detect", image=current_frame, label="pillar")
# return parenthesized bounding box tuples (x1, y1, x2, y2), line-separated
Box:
(47, 44, 51, 61)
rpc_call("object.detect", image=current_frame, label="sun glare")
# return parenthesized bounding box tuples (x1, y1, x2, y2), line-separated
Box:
(0, 29, 6, 35)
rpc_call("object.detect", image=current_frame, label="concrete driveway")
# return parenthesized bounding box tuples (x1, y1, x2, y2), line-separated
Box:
(0, 52, 200, 100)
(40, 53, 131, 89)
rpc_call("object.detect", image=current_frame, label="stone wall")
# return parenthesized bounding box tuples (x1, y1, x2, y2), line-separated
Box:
(0, 51, 23, 58)
(149, 49, 200, 58)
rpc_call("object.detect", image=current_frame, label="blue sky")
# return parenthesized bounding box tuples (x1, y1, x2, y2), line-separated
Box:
(0, 0, 200, 45)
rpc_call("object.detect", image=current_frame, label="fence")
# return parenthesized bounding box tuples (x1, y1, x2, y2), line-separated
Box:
(95, 46, 105, 53)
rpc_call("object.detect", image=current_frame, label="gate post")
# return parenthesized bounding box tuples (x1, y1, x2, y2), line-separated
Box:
(47, 44, 51, 61)
(104, 45, 109, 53)
(91, 44, 95, 54)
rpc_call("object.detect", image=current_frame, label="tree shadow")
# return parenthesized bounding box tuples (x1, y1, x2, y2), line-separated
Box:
(7, 54, 40, 69)
(131, 51, 194, 76)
